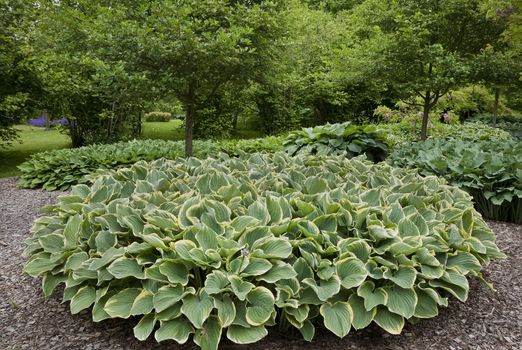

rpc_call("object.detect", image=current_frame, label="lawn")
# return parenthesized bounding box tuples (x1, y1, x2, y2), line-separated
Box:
(0, 125, 71, 178)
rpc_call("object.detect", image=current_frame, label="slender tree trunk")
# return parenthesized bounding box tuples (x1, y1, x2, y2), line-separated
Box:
(184, 82, 195, 157)
(493, 88, 499, 128)
(421, 87, 431, 140)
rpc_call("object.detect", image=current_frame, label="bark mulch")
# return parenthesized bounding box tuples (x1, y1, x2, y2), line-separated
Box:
(1, 177, 520, 350)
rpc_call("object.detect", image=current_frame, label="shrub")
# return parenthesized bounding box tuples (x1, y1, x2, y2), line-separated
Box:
(17, 139, 219, 191)
(219, 136, 285, 156)
(388, 138, 522, 223)
(375, 121, 513, 150)
(283, 122, 389, 162)
(24, 154, 504, 349)
(144, 112, 172, 122)
(17, 137, 287, 191)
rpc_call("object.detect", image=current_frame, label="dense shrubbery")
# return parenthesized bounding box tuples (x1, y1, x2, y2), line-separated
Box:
(388, 138, 522, 223)
(219, 136, 285, 156)
(467, 114, 522, 140)
(376, 121, 512, 149)
(144, 112, 172, 122)
(24, 153, 504, 349)
(283, 122, 389, 162)
(17, 140, 219, 191)
(17, 137, 286, 191)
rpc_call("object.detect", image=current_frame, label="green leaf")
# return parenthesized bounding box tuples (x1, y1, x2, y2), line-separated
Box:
(194, 316, 223, 350)
(348, 294, 376, 330)
(246, 287, 275, 326)
(414, 287, 439, 318)
(214, 294, 236, 327)
(384, 286, 417, 319)
(446, 251, 481, 274)
(155, 318, 193, 344)
(319, 301, 353, 338)
(302, 275, 341, 302)
(63, 214, 82, 249)
(205, 270, 230, 294)
(257, 261, 297, 283)
(227, 325, 268, 344)
(133, 314, 157, 341)
(158, 261, 189, 285)
(181, 291, 214, 328)
(357, 281, 388, 311)
(373, 306, 404, 334)
(336, 257, 368, 289)
(107, 257, 144, 279)
(70, 286, 95, 314)
(104, 288, 142, 318)
(384, 266, 417, 289)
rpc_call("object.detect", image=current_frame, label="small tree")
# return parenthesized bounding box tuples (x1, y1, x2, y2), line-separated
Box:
(374, 0, 506, 139)
(133, 0, 282, 156)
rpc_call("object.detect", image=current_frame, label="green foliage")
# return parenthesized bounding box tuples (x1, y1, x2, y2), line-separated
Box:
(388, 138, 522, 223)
(24, 153, 504, 349)
(17, 137, 287, 190)
(283, 122, 389, 162)
(17, 139, 219, 191)
(219, 136, 285, 156)
(376, 120, 513, 149)
(468, 114, 522, 140)
(144, 112, 172, 123)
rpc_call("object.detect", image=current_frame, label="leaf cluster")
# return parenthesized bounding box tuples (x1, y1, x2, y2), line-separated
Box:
(283, 122, 389, 162)
(24, 153, 504, 349)
(388, 137, 522, 223)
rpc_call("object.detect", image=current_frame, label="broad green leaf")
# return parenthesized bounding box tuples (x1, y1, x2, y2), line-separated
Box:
(336, 257, 368, 289)
(246, 287, 275, 326)
(104, 288, 141, 318)
(181, 291, 214, 328)
(302, 275, 341, 302)
(155, 318, 193, 344)
(70, 286, 95, 314)
(153, 285, 185, 312)
(384, 266, 417, 289)
(319, 301, 353, 338)
(107, 257, 144, 279)
(373, 306, 404, 334)
(133, 314, 156, 341)
(357, 281, 388, 311)
(385, 286, 417, 319)
(214, 294, 236, 327)
(158, 261, 189, 285)
(194, 316, 222, 350)
(227, 325, 268, 344)
(348, 294, 376, 330)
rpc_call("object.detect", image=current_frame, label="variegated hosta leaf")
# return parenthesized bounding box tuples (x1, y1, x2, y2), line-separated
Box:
(24, 152, 505, 349)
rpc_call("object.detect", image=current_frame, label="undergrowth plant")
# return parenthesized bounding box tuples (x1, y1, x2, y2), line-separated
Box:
(389, 138, 522, 223)
(24, 153, 504, 349)
(283, 122, 389, 162)
(17, 138, 283, 191)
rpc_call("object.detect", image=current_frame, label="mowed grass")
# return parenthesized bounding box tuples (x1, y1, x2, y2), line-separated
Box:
(140, 119, 184, 140)
(0, 125, 71, 178)
(0, 119, 264, 178)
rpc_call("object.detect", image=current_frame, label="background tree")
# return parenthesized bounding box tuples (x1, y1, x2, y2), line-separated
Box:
(132, 0, 283, 156)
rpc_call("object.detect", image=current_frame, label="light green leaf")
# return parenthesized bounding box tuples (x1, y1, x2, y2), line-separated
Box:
(320, 301, 353, 338)
(194, 316, 222, 350)
(133, 314, 156, 341)
(246, 287, 275, 326)
(336, 257, 368, 289)
(70, 285, 95, 314)
(373, 306, 404, 334)
(155, 318, 193, 344)
(181, 291, 214, 328)
(227, 325, 268, 344)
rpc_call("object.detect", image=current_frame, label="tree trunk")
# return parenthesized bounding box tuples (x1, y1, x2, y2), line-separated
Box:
(493, 88, 499, 128)
(421, 87, 431, 140)
(184, 82, 195, 157)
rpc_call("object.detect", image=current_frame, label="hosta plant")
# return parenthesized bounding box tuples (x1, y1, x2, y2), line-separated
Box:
(389, 138, 522, 223)
(24, 153, 504, 349)
(17, 137, 285, 191)
(283, 122, 389, 162)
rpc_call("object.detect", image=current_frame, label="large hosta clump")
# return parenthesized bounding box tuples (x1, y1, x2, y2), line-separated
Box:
(24, 153, 504, 349)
